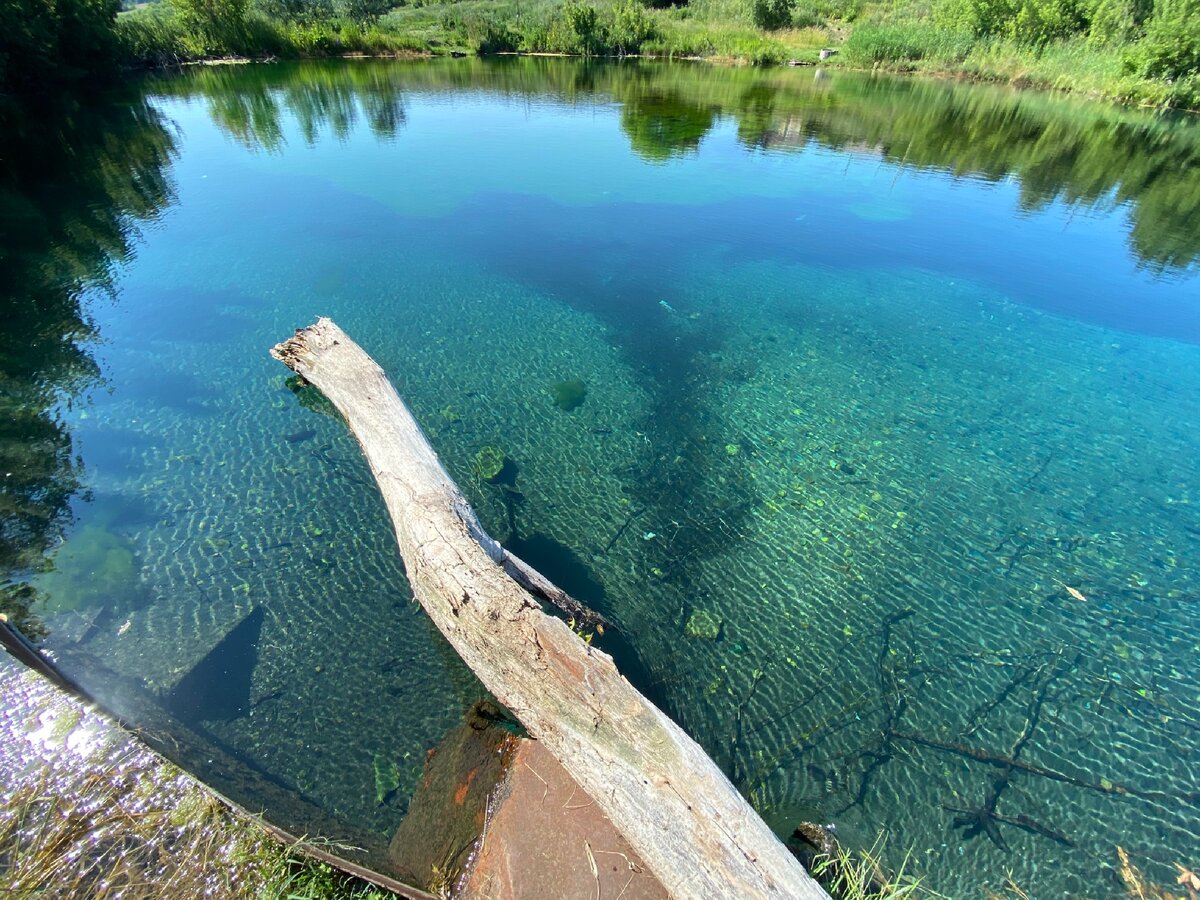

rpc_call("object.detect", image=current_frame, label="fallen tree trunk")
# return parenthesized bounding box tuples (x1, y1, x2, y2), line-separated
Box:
(271, 318, 826, 900)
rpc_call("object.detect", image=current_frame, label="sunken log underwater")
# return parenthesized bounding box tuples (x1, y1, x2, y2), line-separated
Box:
(270, 318, 829, 900)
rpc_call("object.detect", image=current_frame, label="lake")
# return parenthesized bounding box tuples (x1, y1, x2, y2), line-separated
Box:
(3, 57, 1199, 896)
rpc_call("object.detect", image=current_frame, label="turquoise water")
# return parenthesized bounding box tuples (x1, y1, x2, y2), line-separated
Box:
(5, 58, 1200, 895)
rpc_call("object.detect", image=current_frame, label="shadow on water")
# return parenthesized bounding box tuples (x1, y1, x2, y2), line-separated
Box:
(502, 528, 670, 714)
(460, 192, 763, 573)
(166, 605, 266, 725)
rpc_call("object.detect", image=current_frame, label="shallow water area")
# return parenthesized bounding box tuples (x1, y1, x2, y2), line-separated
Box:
(3, 57, 1200, 895)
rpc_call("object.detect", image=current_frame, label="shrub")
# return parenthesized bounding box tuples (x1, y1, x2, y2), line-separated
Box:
(1084, 0, 1151, 43)
(937, 0, 1086, 45)
(334, 0, 392, 26)
(608, 0, 655, 53)
(461, 13, 520, 53)
(555, 0, 602, 53)
(251, 0, 332, 23)
(750, 0, 795, 29)
(1124, 0, 1200, 80)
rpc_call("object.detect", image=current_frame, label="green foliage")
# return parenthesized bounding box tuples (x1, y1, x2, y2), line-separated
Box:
(335, 0, 393, 25)
(844, 21, 973, 62)
(459, 11, 522, 52)
(169, 0, 251, 53)
(1083, 0, 1151, 44)
(474, 446, 511, 482)
(552, 0, 603, 53)
(1124, 0, 1200, 82)
(115, 5, 188, 65)
(0, 0, 120, 139)
(609, 0, 656, 52)
(936, 0, 1085, 45)
(749, 0, 794, 29)
(253, 0, 334, 24)
(806, 841, 940, 899)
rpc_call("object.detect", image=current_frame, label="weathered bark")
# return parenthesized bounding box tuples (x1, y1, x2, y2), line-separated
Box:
(271, 318, 827, 900)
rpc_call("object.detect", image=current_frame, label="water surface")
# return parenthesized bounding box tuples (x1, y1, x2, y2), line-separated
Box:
(3, 58, 1199, 896)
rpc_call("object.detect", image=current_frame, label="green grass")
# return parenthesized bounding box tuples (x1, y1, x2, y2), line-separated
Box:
(0, 667, 395, 899)
(807, 839, 945, 899)
(117, 4, 430, 66)
(842, 21, 973, 64)
(113, 0, 1200, 110)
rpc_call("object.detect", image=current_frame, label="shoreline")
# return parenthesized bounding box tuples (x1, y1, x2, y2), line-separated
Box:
(137, 49, 1199, 116)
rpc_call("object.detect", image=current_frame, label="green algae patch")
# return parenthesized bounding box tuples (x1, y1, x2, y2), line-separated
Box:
(35, 525, 139, 612)
(685, 609, 722, 640)
(550, 379, 587, 412)
(373, 753, 402, 805)
(473, 446, 511, 483)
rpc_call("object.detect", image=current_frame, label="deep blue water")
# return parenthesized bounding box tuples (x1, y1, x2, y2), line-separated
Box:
(4, 58, 1199, 896)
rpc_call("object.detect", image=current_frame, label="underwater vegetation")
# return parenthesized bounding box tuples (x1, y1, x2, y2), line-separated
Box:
(473, 446, 514, 484)
(550, 378, 587, 412)
(33, 526, 140, 613)
(685, 609, 722, 640)
(373, 753, 402, 805)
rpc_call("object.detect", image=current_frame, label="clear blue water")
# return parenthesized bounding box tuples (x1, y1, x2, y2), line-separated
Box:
(4, 58, 1200, 895)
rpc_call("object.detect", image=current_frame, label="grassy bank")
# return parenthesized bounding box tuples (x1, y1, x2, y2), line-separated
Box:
(108, 0, 1200, 108)
(0, 663, 396, 899)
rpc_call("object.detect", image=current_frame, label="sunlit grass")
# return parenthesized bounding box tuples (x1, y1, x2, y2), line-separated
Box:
(115, 0, 1198, 108)
(0, 668, 394, 899)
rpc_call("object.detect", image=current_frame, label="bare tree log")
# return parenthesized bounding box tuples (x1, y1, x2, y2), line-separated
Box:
(271, 318, 826, 900)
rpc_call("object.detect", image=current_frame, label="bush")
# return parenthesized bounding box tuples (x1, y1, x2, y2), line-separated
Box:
(750, 0, 795, 29)
(1084, 0, 1151, 44)
(542, 0, 606, 53)
(253, 0, 333, 24)
(334, 0, 392, 26)
(459, 12, 521, 53)
(1124, 0, 1200, 80)
(608, 0, 655, 53)
(937, 0, 1085, 45)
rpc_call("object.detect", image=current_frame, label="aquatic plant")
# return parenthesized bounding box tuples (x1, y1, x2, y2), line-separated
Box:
(473, 446, 510, 483)
(685, 609, 722, 640)
(805, 840, 942, 899)
(550, 378, 587, 412)
(373, 753, 402, 805)
(34, 525, 139, 612)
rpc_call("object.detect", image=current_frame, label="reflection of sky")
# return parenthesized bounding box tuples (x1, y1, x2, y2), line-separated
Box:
(154, 91, 1198, 343)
